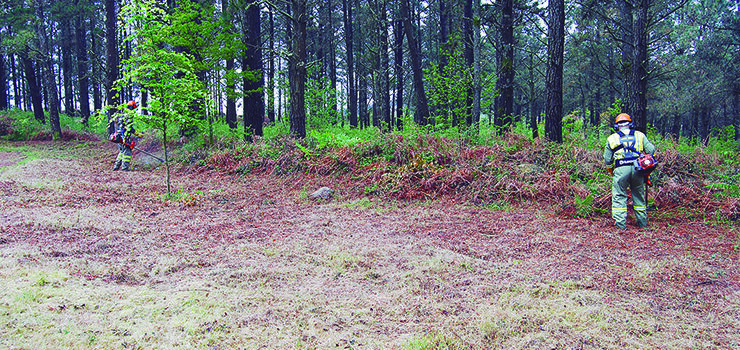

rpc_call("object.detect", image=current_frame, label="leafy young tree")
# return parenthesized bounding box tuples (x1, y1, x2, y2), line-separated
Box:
(425, 41, 473, 131)
(117, 0, 208, 195)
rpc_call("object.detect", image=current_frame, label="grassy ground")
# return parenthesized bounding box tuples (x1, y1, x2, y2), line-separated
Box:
(0, 140, 737, 349)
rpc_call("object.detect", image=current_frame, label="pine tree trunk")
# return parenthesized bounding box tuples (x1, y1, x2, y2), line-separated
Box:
(379, 1, 391, 131)
(327, 1, 338, 125)
(61, 18, 74, 114)
(267, 7, 276, 125)
(90, 14, 101, 112)
(243, 0, 264, 140)
(35, 2, 62, 139)
(620, 0, 634, 112)
(631, 0, 649, 133)
(496, 0, 514, 134)
(400, 0, 430, 125)
(343, 0, 357, 128)
(394, 18, 404, 131)
(289, 0, 307, 138)
(545, 0, 564, 143)
(464, 0, 475, 128)
(22, 55, 44, 121)
(76, 8, 90, 125)
(0, 53, 8, 110)
(223, 0, 237, 129)
(105, 0, 119, 134)
(11, 54, 21, 109)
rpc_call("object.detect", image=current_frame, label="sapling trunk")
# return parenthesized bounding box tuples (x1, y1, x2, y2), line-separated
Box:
(163, 118, 171, 195)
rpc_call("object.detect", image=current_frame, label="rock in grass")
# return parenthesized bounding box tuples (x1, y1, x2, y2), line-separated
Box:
(310, 186, 334, 200)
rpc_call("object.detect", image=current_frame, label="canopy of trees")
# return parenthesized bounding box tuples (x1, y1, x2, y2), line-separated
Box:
(0, 0, 738, 143)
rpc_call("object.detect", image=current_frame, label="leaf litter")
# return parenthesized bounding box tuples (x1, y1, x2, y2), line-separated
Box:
(0, 140, 737, 349)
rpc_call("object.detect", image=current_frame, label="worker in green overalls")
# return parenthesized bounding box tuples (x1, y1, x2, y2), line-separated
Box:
(603, 113, 656, 229)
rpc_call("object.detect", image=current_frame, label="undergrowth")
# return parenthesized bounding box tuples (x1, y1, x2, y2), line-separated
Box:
(0, 108, 104, 142)
(2, 109, 738, 226)
(189, 118, 739, 227)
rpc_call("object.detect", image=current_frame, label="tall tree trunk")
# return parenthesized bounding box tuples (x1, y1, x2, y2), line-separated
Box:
(439, 0, 449, 124)
(359, 71, 369, 128)
(327, 0, 338, 125)
(141, 89, 148, 115)
(35, 2, 62, 139)
(379, 1, 391, 131)
(620, 0, 634, 112)
(496, 0, 515, 134)
(243, 0, 264, 140)
(61, 17, 74, 114)
(464, 0, 475, 128)
(75, 6, 91, 125)
(11, 53, 22, 109)
(343, 0, 357, 128)
(394, 17, 404, 130)
(472, 0, 481, 130)
(528, 52, 538, 138)
(22, 55, 44, 123)
(631, 0, 649, 133)
(400, 0, 430, 125)
(289, 0, 307, 138)
(223, 0, 237, 129)
(90, 14, 101, 112)
(105, 0, 119, 134)
(267, 6, 276, 125)
(545, 0, 564, 143)
(0, 53, 8, 110)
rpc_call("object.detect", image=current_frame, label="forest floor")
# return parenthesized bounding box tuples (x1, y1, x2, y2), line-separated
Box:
(0, 140, 737, 349)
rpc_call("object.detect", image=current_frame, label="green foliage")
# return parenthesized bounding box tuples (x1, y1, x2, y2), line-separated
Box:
(1, 109, 107, 141)
(305, 64, 340, 129)
(162, 188, 203, 206)
(403, 332, 468, 350)
(706, 173, 740, 199)
(425, 40, 473, 131)
(304, 128, 373, 153)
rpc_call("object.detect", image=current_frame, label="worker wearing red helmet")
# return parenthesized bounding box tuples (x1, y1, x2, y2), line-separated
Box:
(603, 113, 656, 229)
(110, 100, 141, 171)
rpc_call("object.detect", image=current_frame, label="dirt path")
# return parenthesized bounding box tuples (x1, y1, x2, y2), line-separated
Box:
(0, 141, 737, 349)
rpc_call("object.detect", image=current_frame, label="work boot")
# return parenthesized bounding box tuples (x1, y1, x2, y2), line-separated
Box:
(121, 162, 131, 171)
(113, 160, 121, 171)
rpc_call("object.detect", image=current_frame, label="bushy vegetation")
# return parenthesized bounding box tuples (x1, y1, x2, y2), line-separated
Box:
(172, 112, 738, 226)
(0, 108, 106, 142)
(2, 108, 738, 225)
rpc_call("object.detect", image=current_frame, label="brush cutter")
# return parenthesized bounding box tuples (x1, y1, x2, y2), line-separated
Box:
(109, 131, 164, 163)
(133, 146, 165, 163)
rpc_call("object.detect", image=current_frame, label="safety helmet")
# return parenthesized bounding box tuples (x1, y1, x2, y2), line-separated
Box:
(615, 113, 632, 124)
(127, 100, 137, 110)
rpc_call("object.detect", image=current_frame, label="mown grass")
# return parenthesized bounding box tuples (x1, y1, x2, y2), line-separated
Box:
(1, 110, 738, 348)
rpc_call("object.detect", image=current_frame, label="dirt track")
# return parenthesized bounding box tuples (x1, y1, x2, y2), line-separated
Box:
(0, 141, 738, 349)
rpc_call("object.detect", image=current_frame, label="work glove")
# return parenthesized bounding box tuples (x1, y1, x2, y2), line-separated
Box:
(607, 166, 614, 176)
(134, 131, 144, 137)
